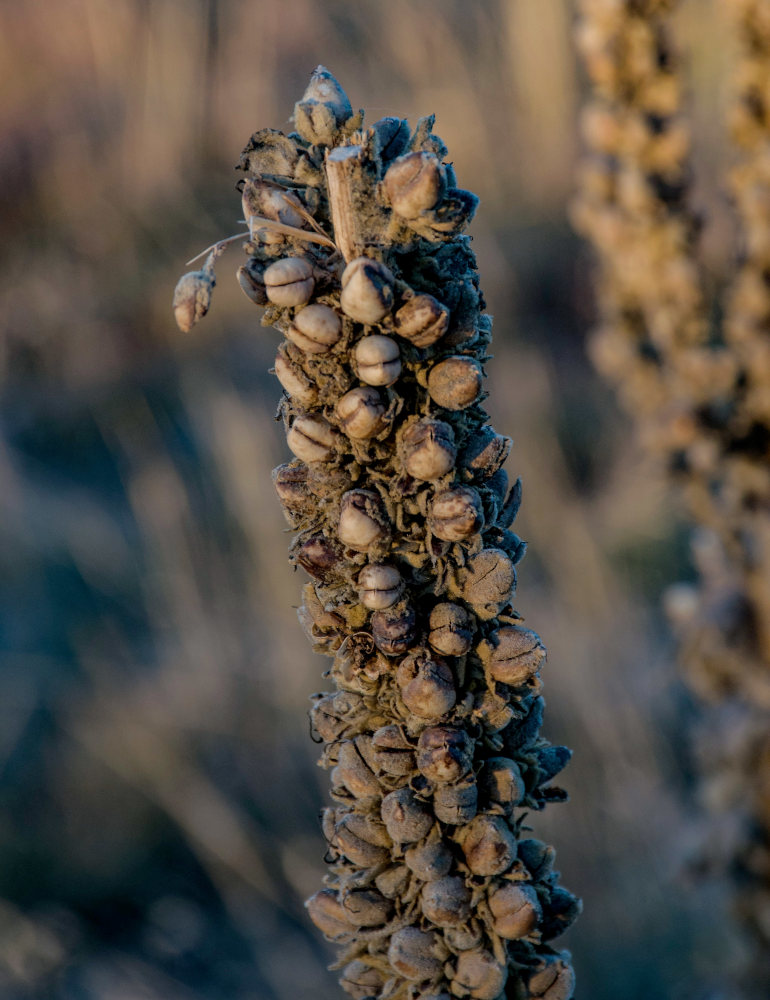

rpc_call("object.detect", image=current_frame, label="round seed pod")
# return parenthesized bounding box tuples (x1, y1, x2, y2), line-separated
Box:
(387, 926, 446, 982)
(354, 335, 401, 386)
(396, 649, 456, 719)
(336, 387, 388, 439)
(340, 960, 389, 1000)
(428, 603, 474, 657)
(375, 863, 411, 900)
(459, 815, 517, 876)
(264, 257, 315, 307)
(287, 415, 337, 464)
(404, 839, 454, 881)
(173, 269, 214, 332)
(416, 726, 473, 783)
(541, 886, 582, 941)
(461, 427, 512, 482)
(444, 924, 483, 952)
(527, 959, 576, 1000)
(340, 257, 395, 324)
(473, 690, 515, 733)
(272, 463, 310, 518)
(433, 773, 478, 825)
(381, 787, 434, 843)
(294, 66, 353, 146)
(335, 813, 391, 867)
(296, 534, 342, 579)
(242, 177, 305, 231)
(462, 548, 516, 620)
(305, 889, 353, 940)
(479, 626, 546, 686)
(274, 347, 318, 407)
(338, 490, 389, 551)
(310, 691, 365, 742)
(487, 882, 542, 939)
(372, 725, 415, 776)
(427, 356, 483, 410)
(420, 876, 471, 927)
(335, 738, 381, 799)
(384, 152, 446, 219)
(452, 948, 508, 1000)
(479, 757, 525, 815)
(517, 838, 556, 881)
(340, 889, 393, 928)
(237, 258, 268, 305)
(358, 564, 403, 610)
(372, 600, 416, 656)
(287, 303, 342, 353)
(394, 293, 450, 348)
(429, 487, 484, 541)
(401, 419, 456, 481)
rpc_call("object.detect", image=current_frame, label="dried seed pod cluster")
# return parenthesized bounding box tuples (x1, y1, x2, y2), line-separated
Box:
(174, 66, 578, 999)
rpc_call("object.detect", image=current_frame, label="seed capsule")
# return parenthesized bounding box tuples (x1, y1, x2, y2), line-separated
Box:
(428, 603, 474, 656)
(479, 626, 546, 686)
(173, 268, 214, 332)
(444, 925, 483, 952)
(340, 257, 395, 324)
(487, 882, 542, 939)
(375, 863, 412, 900)
(517, 838, 556, 881)
(462, 548, 516, 619)
(354, 335, 401, 386)
(296, 534, 342, 579)
(387, 926, 446, 982)
(335, 738, 381, 799)
(272, 463, 310, 518)
(452, 948, 508, 1000)
(473, 690, 515, 733)
(335, 813, 391, 867)
(274, 347, 318, 407)
(479, 757, 525, 815)
(242, 177, 305, 231)
(340, 889, 393, 927)
(427, 356, 483, 410)
(310, 690, 365, 742)
(384, 151, 446, 219)
(396, 649, 456, 720)
(404, 839, 454, 881)
(264, 257, 315, 307)
(371, 116, 410, 161)
(503, 696, 544, 753)
(401, 419, 456, 481)
(286, 303, 342, 353)
(381, 787, 434, 843)
(527, 959, 576, 1000)
(371, 725, 415, 775)
(237, 258, 268, 305)
(394, 293, 450, 348)
(541, 886, 582, 941)
(429, 487, 484, 541)
(336, 386, 388, 439)
(459, 814, 517, 876)
(293, 65, 353, 146)
(416, 726, 473, 783)
(461, 427, 512, 481)
(338, 490, 389, 551)
(420, 876, 471, 927)
(358, 564, 403, 610)
(372, 600, 416, 656)
(305, 889, 352, 940)
(433, 774, 478, 825)
(287, 415, 337, 463)
(340, 961, 388, 1000)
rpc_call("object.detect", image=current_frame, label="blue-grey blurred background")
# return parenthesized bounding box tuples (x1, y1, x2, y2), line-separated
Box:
(0, 1, 747, 997)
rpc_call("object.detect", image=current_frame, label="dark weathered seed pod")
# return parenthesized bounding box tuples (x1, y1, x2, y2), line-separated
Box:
(517, 838, 556, 881)
(462, 548, 516, 619)
(381, 787, 434, 843)
(286, 303, 342, 353)
(527, 959, 576, 1000)
(354, 335, 401, 386)
(358, 564, 403, 610)
(264, 257, 315, 307)
(401, 419, 456, 481)
(479, 757, 525, 815)
(479, 626, 546, 686)
(429, 487, 484, 541)
(173, 268, 215, 332)
(340, 257, 395, 324)
(310, 690, 365, 742)
(338, 490, 389, 551)
(371, 725, 415, 775)
(340, 960, 389, 1000)
(459, 814, 517, 876)
(336, 386, 388, 439)
(487, 882, 542, 940)
(473, 690, 515, 733)
(335, 813, 392, 866)
(416, 726, 473, 783)
(428, 603, 474, 656)
(305, 889, 353, 940)
(420, 876, 472, 927)
(293, 65, 353, 146)
(372, 600, 417, 656)
(272, 462, 310, 518)
(384, 152, 446, 219)
(340, 889, 393, 927)
(296, 534, 342, 579)
(371, 116, 410, 162)
(287, 414, 338, 464)
(396, 649, 456, 719)
(452, 948, 508, 1000)
(394, 293, 450, 348)
(237, 258, 268, 305)
(541, 886, 582, 941)
(427, 356, 483, 411)
(404, 839, 454, 881)
(433, 773, 478, 825)
(503, 696, 544, 753)
(274, 347, 318, 407)
(335, 738, 381, 799)
(461, 427, 512, 481)
(387, 926, 447, 982)
(375, 863, 412, 900)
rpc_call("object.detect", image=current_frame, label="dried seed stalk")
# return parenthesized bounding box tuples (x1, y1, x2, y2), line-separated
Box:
(174, 66, 579, 1000)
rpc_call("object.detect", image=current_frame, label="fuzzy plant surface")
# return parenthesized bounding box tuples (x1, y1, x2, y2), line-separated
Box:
(174, 67, 580, 1000)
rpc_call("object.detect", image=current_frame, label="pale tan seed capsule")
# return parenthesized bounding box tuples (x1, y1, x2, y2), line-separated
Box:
(335, 814, 391, 867)
(462, 548, 516, 620)
(358, 564, 403, 610)
(237, 259, 268, 305)
(375, 863, 411, 900)
(264, 257, 315, 307)
(381, 787, 434, 843)
(371, 725, 416, 775)
(384, 151, 446, 219)
(335, 738, 381, 799)
(274, 347, 318, 407)
(340, 258, 395, 324)
(461, 428, 512, 481)
(428, 603, 474, 656)
(354, 335, 401, 386)
(527, 959, 576, 1000)
(287, 415, 337, 463)
(336, 387, 388, 440)
(173, 269, 214, 332)
(394, 293, 450, 348)
(340, 889, 392, 927)
(416, 726, 473, 783)
(452, 948, 508, 1000)
(459, 814, 517, 876)
(427, 356, 483, 410)
(444, 925, 483, 952)
(294, 65, 353, 146)
(479, 626, 546, 686)
(340, 961, 388, 1000)
(272, 463, 310, 518)
(396, 649, 456, 719)
(480, 757, 525, 815)
(488, 882, 542, 940)
(372, 600, 416, 657)
(429, 487, 484, 541)
(420, 876, 472, 927)
(387, 927, 446, 982)
(305, 889, 353, 940)
(286, 304, 342, 354)
(241, 177, 305, 231)
(338, 490, 389, 551)
(402, 419, 456, 480)
(404, 839, 453, 881)
(433, 774, 478, 825)
(473, 690, 515, 732)
(310, 691, 365, 742)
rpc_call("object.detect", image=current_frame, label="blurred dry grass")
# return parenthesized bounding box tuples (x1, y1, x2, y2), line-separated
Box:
(0, 1, 751, 997)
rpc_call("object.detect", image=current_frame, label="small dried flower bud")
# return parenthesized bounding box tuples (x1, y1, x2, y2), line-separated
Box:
(340, 258, 395, 324)
(480, 757, 525, 815)
(354, 335, 401, 386)
(404, 839, 454, 881)
(462, 548, 516, 619)
(286, 304, 342, 354)
(340, 889, 393, 928)
(461, 427, 512, 481)
(427, 356, 483, 410)
(433, 773, 478, 825)
(264, 257, 315, 307)
(274, 347, 318, 407)
(358, 564, 403, 610)
(527, 959, 576, 1000)
(394, 293, 450, 348)
(294, 65, 353, 146)
(372, 600, 417, 656)
(371, 116, 410, 162)
(340, 961, 388, 1000)
(272, 463, 309, 516)
(402, 419, 456, 480)
(381, 787, 434, 843)
(335, 813, 391, 867)
(452, 948, 508, 1000)
(487, 882, 542, 939)
(287, 414, 337, 463)
(335, 386, 388, 440)
(416, 726, 473, 783)
(428, 603, 474, 656)
(459, 814, 517, 876)
(335, 738, 381, 799)
(173, 268, 215, 332)
(237, 259, 268, 305)
(396, 649, 456, 719)
(338, 490, 389, 551)
(296, 534, 342, 579)
(305, 889, 353, 940)
(420, 876, 471, 927)
(429, 487, 484, 541)
(371, 725, 415, 775)
(517, 838, 556, 881)
(310, 691, 365, 742)
(479, 626, 546, 686)
(384, 152, 446, 219)
(387, 926, 447, 982)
